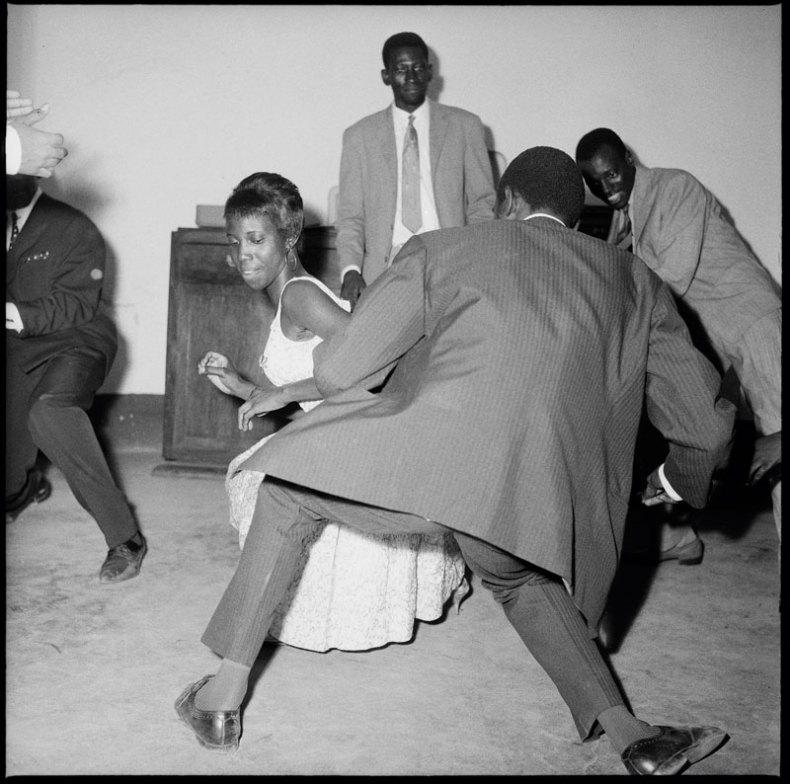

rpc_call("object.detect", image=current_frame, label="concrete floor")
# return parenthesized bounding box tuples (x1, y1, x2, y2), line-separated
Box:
(5, 450, 780, 776)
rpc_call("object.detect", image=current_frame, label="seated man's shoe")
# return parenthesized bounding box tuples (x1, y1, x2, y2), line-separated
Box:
(99, 534, 147, 583)
(621, 724, 728, 775)
(6, 470, 52, 523)
(175, 675, 241, 751)
(655, 535, 704, 565)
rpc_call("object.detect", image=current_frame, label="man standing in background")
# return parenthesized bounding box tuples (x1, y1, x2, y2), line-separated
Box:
(336, 32, 495, 308)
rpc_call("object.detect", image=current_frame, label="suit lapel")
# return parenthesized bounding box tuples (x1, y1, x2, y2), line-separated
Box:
(9, 194, 54, 260)
(6, 195, 53, 285)
(374, 106, 397, 201)
(630, 165, 649, 249)
(428, 99, 447, 182)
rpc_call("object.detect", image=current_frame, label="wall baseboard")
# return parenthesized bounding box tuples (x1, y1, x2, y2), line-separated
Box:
(91, 394, 164, 453)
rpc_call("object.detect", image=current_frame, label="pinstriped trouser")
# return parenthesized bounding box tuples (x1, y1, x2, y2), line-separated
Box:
(201, 477, 624, 740)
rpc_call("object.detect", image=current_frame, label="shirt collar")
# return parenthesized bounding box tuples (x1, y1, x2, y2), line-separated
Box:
(392, 99, 429, 125)
(523, 212, 566, 226)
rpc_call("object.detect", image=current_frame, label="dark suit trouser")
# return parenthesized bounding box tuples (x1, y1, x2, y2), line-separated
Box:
(201, 478, 624, 740)
(5, 347, 138, 548)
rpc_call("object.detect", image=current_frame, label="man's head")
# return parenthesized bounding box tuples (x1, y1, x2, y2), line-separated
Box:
(6, 174, 39, 211)
(575, 128, 635, 211)
(495, 146, 585, 227)
(381, 32, 432, 113)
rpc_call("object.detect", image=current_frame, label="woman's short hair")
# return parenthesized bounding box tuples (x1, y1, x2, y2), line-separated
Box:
(224, 172, 304, 245)
(498, 146, 585, 227)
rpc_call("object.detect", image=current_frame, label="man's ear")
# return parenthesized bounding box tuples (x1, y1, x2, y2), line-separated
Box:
(624, 149, 634, 167)
(496, 186, 519, 221)
(381, 68, 391, 87)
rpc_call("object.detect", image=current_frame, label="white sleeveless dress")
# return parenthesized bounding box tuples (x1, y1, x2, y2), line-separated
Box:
(225, 276, 469, 652)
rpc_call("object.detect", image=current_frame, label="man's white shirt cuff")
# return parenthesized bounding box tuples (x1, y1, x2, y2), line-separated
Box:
(658, 463, 683, 501)
(6, 124, 21, 175)
(6, 302, 23, 333)
(341, 265, 362, 280)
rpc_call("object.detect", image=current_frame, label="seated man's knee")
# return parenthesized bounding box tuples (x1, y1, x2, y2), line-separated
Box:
(28, 393, 78, 435)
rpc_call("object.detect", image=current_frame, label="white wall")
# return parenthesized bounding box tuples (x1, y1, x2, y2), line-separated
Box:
(7, 4, 781, 394)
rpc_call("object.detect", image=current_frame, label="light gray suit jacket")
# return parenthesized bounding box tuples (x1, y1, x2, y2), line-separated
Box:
(242, 218, 733, 630)
(630, 163, 780, 350)
(335, 99, 495, 284)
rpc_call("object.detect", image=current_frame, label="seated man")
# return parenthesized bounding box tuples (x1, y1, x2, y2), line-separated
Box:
(177, 146, 734, 775)
(576, 128, 781, 553)
(6, 173, 147, 583)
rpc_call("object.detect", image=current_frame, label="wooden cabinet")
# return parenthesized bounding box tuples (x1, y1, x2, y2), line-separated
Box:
(156, 225, 338, 475)
(156, 210, 610, 475)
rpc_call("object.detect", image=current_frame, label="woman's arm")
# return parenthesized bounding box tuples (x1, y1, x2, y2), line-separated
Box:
(198, 351, 257, 399)
(237, 279, 351, 429)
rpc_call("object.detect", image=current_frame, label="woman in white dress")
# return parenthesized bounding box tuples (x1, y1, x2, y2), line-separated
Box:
(198, 172, 468, 652)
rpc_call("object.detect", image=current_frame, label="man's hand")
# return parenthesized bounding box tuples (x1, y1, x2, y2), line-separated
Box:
(238, 387, 290, 431)
(6, 90, 34, 120)
(749, 432, 781, 485)
(640, 467, 679, 507)
(8, 108, 68, 178)
(340, 270, 366, 311)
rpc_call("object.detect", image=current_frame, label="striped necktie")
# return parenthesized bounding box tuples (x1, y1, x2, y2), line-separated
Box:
(611, 207, 632, 251)
(401, 115, 422, 233)
(8, 211, 20, 249)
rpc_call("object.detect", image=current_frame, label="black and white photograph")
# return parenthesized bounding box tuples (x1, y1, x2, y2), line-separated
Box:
(6, 4, 780, 776)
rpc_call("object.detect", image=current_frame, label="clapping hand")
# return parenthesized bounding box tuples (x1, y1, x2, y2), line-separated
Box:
(198, 351, 240, 396)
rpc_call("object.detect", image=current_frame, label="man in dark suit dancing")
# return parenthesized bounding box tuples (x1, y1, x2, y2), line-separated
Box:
(6, 173, 147, 583)
(176, 147, 733, 774)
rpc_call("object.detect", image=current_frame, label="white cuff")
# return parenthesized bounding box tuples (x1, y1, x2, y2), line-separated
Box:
(6, 124, 21, 175)
(6, 301, 23, 333)
(341, 265, 362, 280)
(658, 463, 683, 501)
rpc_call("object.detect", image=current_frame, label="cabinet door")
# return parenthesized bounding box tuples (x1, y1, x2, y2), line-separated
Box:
(163, 230, 282, 468)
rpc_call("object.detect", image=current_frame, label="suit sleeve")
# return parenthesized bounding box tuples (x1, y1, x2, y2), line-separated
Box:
(643, 282, 735, 507)
(335, 126, 367, 275)
(640, 173, 706, 298)
(313, 237, 427, 396)
(13, 214, 107, 337)
(462, 114, 495, 224)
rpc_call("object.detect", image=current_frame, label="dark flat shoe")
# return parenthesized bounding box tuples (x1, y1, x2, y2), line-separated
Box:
(99, 535, 147, 583)
(622, 724, 728, 774)
(175, 675, 241, 752)
(6, 470, 52, 523)
(625, 535, 704, 566)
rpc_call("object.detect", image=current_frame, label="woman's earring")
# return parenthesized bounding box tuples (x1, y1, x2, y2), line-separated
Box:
(287, 246, 297, 269)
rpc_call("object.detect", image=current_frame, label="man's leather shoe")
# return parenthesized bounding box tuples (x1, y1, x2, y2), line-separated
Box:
(99, 534, 147, 583)
(175, 675, 241, 751)
(625, 531, 704, 566)
(6, 470, 52, 523)
(655, 535, 704, 565)
(621, 724, 728, 775)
